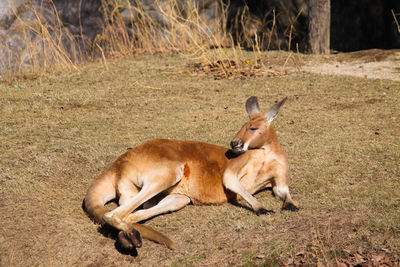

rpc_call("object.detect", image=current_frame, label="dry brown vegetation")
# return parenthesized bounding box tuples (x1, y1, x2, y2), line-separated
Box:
(1, 0, 303, 84)
(0, 0, 83, 80)
(0, 50, 399, 266)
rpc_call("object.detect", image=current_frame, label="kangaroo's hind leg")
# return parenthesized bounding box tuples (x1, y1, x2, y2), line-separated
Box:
(125, 193, 191, 223)
(103, 163, 185, 248)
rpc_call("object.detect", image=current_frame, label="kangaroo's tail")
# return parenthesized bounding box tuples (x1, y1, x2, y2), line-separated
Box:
(83, 170, 116, 225)
(132, 223, 175, 249)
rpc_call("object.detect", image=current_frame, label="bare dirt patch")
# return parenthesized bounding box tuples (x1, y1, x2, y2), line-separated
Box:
(303, 49, 400, 81)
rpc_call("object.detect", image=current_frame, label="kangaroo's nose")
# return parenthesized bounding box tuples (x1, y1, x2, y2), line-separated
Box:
(230, 139, 243, 149)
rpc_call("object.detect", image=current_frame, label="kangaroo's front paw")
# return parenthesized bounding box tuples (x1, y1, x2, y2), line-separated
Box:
(281, 203, 299, 212)
(118, 228, 142, 249)
(255, 208, 275, 216)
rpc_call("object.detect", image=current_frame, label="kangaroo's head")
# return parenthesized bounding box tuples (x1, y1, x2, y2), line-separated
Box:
(230, 96, 287, 155)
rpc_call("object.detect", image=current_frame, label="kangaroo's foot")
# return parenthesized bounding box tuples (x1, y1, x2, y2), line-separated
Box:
(118, 227, 142, 249)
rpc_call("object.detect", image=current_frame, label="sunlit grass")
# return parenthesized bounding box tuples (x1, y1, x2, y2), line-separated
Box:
(1, 52, 399, 265)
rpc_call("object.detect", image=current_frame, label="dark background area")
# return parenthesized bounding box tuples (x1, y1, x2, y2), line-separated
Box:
(226, 0, 400, 52)
(331, 0, 400, 51)
(26, 0, 400, 52)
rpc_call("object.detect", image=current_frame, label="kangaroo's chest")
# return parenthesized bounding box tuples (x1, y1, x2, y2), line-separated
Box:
(239, 149, 275, 175)
(235, 149, 281, 193)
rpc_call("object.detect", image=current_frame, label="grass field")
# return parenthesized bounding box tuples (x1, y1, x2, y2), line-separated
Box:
(1, 51, 399, 266)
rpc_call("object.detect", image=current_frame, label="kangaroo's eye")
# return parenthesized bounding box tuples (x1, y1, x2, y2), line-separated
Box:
(250, 127, 258, 131)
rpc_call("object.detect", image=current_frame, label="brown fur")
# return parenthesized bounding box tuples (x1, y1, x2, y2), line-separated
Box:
(83, 168, 175, 249)
(84, 96, 298, 252)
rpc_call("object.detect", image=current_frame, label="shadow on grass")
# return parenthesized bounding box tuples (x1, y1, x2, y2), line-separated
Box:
(98, 224, 139, 257)
(82, 198, 139, 256)
(229, 187, 275, 213)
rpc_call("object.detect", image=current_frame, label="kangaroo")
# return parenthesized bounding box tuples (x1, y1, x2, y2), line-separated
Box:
(84, 96, 298, 251)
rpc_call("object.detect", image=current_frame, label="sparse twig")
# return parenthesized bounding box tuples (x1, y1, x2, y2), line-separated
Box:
(96, 43, 108, 70)
(134, 80, 161, 90)
(392, 10, 400, 33)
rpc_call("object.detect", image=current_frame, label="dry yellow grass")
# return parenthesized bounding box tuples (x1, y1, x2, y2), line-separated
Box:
(0, 51, 399, 266)
(0, 0, 83, 81)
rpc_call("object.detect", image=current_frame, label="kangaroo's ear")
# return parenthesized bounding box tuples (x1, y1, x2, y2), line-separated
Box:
(265, 97, 287, 124)
(246, 96, 260, 119)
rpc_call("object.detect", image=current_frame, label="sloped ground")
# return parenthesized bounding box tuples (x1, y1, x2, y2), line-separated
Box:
(0, 51, 399, 266)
